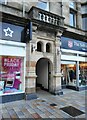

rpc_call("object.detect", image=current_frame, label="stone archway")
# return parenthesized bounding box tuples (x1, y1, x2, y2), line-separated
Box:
(36, 58, 53, 92)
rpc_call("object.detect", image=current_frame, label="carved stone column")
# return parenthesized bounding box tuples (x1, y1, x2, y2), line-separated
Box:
(52, 31, 63, 95)
(25, 24, 37, 97)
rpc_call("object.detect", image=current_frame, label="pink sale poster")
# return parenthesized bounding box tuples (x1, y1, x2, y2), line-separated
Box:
(1, 56, 22, 79)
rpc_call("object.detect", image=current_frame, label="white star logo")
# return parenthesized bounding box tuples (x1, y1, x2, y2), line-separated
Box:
(3, 27, 14, 37)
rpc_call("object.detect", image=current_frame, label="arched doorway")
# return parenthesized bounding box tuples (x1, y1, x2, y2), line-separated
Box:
(36, 58, 52, 92)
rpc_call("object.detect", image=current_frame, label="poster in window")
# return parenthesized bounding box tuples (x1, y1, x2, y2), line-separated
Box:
(0, 56, 22, 86)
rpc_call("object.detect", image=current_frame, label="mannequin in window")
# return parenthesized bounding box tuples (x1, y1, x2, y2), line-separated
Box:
(69, 69, 75, 82)
(61, 68, 66, 85)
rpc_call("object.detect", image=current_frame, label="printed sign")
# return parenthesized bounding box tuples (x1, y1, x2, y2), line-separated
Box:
(3, 27, 14, 37)
(2, 57, 21, 72)
(0, 56, 22, 81)
(68, 41, 73, 48)
(61, 37, 87, 52)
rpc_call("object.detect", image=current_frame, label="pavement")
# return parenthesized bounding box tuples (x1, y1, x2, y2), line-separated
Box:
(0, 89, 86, 119)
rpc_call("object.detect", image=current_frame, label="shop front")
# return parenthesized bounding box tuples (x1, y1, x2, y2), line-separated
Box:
(0, 21, 26, 103)
(61, 36, 87, 90)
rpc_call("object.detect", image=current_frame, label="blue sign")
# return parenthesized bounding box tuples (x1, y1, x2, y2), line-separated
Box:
(24, 22, 32, 42)
(61, 37, 87, 52)
(0, 22, 32, 42)
(0, 22, 25, 42)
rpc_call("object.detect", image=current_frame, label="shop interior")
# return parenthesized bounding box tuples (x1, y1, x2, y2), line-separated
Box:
(61, 62, 87, 88)
(79, 62, 87, 86)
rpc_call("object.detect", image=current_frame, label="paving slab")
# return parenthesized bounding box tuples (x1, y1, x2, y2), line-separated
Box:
(0, 89, 86, 119)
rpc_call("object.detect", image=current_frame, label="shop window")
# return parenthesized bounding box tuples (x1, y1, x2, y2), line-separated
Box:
(37, 41, 43, 52)
(61, 64, 76, 87)
(46, 43, 51, 53)
(0, 56, 24, 94)
(37, 0, 49, 11)
(79, 62, 87, 86)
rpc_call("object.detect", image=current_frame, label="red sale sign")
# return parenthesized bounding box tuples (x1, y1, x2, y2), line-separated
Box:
(2, 57, 21, 72)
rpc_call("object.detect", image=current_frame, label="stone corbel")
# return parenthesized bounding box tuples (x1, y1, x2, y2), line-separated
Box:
(32, 25, 37, 32)
(56, 31, 63, 38)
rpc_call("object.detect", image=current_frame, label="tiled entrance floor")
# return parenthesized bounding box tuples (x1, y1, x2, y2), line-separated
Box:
(0, 89, 86, 119)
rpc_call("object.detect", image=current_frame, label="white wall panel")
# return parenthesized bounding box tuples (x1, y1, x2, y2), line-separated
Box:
(0, 40, 26, 56)
(61, 55, 86, 62)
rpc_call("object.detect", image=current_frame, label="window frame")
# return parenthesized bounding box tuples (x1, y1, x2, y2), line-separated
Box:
(69, 2, 77, 27)
(81, 4, 87, 14)
(70, 11, 76, 27)
(37, 0, 49, 11)
(82, 16, 87, 31)
(69, 7, 77, 27)
(0, 0, 7, 4)
(69, 2, 76, 10)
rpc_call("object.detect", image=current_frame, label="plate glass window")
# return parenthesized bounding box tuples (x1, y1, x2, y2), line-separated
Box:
(0, 56, 24, 94)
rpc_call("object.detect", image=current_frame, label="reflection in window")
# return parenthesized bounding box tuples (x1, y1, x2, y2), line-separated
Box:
(70, 11, 76, 27)
(81, 5, 87, 14)
(79, 62, 87, 86)
(82, 17, 87, 31)
(46, 43, 51, 53)
(37, 0, 49, 11)
(69, 2, 76, 9)
(37, 41, 42, 52)
(0, 0, 5, 3)
(69, 2, 76, 27)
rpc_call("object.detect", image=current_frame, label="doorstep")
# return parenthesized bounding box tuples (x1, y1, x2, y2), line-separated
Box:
(66, 85, 87, 91)
(0, 93, 25, 103)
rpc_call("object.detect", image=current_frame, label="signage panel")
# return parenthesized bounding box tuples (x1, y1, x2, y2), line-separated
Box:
(61, 37, 87, 52)
(24, 22, 32, 42)
(0, 22, 32, 42)
(0, 22, 24, 42)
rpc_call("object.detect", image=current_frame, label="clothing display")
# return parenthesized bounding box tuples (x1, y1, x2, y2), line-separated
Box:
(69, 70, 75, 82)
